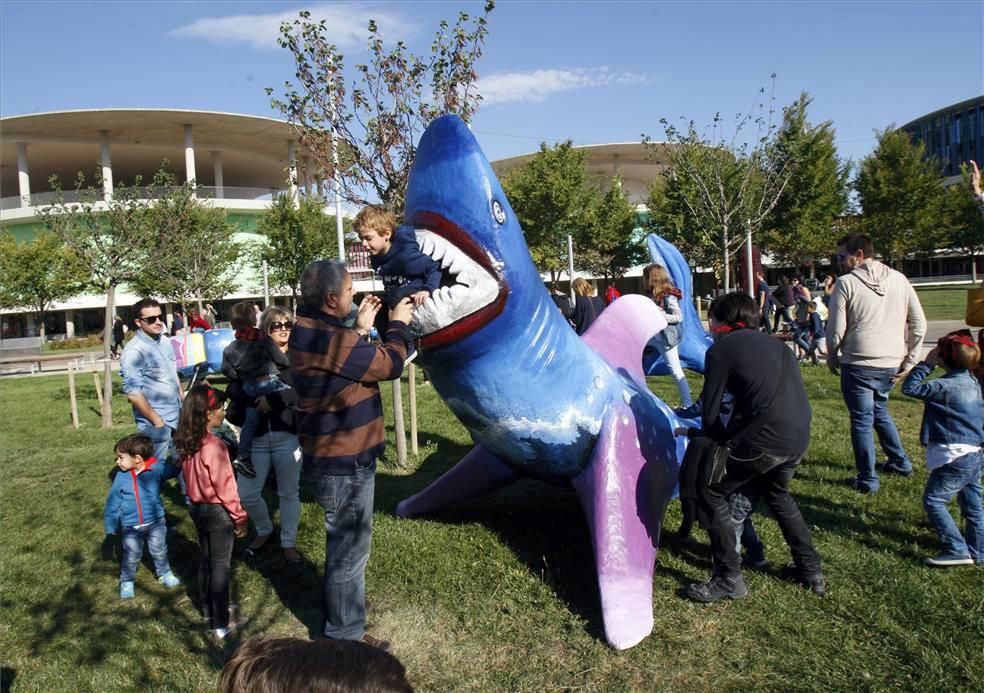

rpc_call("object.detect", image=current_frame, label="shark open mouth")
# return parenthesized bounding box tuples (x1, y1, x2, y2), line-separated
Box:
(407, 210, 508, 350)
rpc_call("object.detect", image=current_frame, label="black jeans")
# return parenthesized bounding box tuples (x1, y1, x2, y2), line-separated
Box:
(699, 452, 822, 579)
(189, 503, 235, 630)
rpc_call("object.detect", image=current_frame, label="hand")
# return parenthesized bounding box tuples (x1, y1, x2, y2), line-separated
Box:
(389, 297, 414, 325)
(255, 396, 271, 414)
(411, 290, 430, 306)
(924, 346, 941, 368)
(355, 295, 382, 334)
(234, 523, 248, 539)
(674, 426, 689, 437)
(101, 534, 117, 561)
(971, 160, 982, 198)
(889, 362, 911, 386)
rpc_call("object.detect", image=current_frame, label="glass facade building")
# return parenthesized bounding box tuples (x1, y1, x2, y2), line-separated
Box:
(899, 96, 984, 178)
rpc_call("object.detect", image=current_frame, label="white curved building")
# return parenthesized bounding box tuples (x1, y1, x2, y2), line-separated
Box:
(0, 109, 365, 339)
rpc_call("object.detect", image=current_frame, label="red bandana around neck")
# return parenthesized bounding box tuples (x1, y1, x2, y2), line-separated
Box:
(235, 327, 263, 341)
(710, 322, 747, 335)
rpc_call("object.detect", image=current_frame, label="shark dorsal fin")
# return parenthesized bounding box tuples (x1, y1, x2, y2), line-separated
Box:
(582, 295, 667, 389)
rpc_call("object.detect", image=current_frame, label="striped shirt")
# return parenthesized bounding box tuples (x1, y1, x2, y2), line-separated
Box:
(288, 307, 411, 477)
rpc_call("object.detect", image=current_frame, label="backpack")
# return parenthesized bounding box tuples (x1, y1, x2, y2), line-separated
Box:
(605, 285, 622, 305)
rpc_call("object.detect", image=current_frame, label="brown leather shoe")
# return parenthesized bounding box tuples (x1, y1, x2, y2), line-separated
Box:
(359, 633, 391, 651)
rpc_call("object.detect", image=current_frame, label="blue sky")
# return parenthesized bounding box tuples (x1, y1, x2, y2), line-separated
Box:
(1, 1, 981, 166)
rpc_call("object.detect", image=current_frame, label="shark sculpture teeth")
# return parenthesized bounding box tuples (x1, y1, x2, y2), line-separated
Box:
(412, 228, 500, 336)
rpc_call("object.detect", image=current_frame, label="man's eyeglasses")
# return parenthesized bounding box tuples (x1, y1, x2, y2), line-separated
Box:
(269, 321, 293, 331)
(138, 314, 165, 324)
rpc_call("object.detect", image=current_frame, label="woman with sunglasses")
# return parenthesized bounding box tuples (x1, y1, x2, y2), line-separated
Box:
(234, 306, 303, 567)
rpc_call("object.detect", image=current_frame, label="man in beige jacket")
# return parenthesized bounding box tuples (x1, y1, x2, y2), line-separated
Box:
(826, 233, 927, 494)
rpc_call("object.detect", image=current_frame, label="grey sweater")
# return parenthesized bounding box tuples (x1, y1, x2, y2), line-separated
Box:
(825, 260, 926, 370)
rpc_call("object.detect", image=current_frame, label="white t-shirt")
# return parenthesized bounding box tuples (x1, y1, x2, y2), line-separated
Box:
(925, 443, 982, 472)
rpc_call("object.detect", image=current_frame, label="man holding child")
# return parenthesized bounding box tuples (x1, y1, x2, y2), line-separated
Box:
(289, 260, 413, 651)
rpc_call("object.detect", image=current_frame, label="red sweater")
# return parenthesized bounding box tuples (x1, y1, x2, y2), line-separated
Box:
(181, 434, 247, 526)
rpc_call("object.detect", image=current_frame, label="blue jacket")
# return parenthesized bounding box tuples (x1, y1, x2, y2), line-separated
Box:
(104, 459, 181, 533)
(370, 226, 441, 306)
(902, 364, 984, 446)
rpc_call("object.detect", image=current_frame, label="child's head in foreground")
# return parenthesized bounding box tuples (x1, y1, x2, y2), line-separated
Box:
(354, 205, 398, 257)
(218, 636, 413, 693)
(114, 433, 154, 472)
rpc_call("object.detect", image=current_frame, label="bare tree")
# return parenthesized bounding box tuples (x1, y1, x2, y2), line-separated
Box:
(267, 2, 495, 214)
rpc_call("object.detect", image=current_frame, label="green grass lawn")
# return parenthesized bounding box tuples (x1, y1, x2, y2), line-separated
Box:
(1, 368, 982, 691)
(915, 285, 976, 322)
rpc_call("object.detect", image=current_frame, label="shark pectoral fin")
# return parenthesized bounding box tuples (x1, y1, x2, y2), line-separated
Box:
(395, 444, 519, 518)
(582, 295, 667, 389)
(571, 405, 660, 651)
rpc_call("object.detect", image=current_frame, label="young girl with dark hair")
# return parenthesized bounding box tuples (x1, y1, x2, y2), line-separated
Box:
(644, 263, 692, 407)
(175, 385, 249, 640)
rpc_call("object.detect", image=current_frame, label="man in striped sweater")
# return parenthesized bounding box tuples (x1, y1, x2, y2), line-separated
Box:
(289, 260, 413, 651)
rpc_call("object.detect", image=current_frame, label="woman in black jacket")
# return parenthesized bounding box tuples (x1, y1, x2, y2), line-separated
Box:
(679, 292, 824, 602)
(570, 277, 604, 335)
(229, 306, 303, 567)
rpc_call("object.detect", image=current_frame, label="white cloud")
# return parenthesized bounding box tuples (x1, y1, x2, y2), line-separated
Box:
(477, 68, 646, 105)
(170, 3, 414, 51)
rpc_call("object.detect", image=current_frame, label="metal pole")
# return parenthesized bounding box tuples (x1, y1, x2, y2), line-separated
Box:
(567, 234, 576, 301)
(330, 62, 346, 262)
(745, 224, 754, 298)
(262, 260, 270, 307)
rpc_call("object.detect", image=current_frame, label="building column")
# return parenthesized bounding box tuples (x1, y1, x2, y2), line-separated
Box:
(99, 131, 114, 201)
(212, 151, 224, 199)
(303, 157, 313, 196)
(287, 140, 298, 204)
(16, 143, 30, 207)
(64, 310, 75, 339)
(184, 124, 197, 192)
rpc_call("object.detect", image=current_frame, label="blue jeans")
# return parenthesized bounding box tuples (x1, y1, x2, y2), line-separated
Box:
(314, 459, 376, 641)
(239, 377, 291, 460)
(237, 430, 302, 547)
(840, 365, 911, 492)
(922, 451, 984, 560)
(138, 423, 186, 499)
(120, 518, 171, 583)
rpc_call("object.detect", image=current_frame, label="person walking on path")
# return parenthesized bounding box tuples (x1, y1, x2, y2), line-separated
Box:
(289, 260, 413, 651)
(826, 233, 927, 494)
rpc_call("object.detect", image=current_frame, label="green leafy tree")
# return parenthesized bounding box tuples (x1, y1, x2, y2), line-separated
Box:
(761, 93, 851, 272)
(576, 177, 646, 281)
(268, 2, 495, 214)
(130, 172, 242, 311)
(36, 171, 155, 427)
(643, 78, 797, 291)
(253, 193, 340, 307)
(942, 164, 984, 281)
(854, 128, 947, 264)
(0, 231, 88, 341)
(501, 140, 598, 280)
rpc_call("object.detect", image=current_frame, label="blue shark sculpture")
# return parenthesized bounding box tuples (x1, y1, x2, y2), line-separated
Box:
(393, 116, 688, 650)
(642, 233, 713, 376)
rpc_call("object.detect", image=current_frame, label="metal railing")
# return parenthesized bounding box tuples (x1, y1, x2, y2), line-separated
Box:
(1, 185, 297, 211)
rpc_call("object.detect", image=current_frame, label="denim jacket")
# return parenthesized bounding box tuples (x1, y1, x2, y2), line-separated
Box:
(901, 364, 984, 446)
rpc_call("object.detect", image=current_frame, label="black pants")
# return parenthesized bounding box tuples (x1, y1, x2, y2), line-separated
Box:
(772, 306, 793, 332)
(699, 452, 822, 579)
(189, 503, 234, 630)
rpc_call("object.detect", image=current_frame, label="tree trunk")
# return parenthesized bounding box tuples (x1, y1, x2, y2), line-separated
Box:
(722, 223, 730, 293)
(972, 252, 978, 283)
(102, 284, 115, 428)
(38, 312, 46, 342)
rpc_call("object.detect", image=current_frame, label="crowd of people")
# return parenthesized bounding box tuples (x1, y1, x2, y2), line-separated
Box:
(100, 195, 981, 687)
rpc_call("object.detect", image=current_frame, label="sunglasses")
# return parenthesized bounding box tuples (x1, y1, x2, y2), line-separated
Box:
(269, 321, 293, 331)
(138, 314, 165, 324)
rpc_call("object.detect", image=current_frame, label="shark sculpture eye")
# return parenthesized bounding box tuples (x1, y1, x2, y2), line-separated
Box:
(492, 199, 506, 225)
